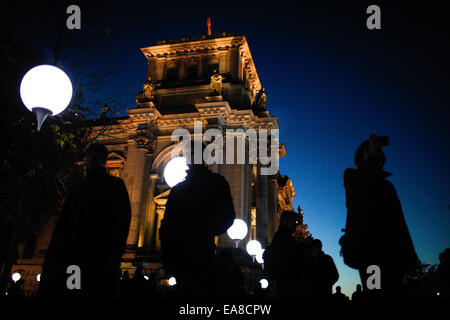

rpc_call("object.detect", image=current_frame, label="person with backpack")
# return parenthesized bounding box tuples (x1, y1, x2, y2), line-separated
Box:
(340, 135, 418, 298)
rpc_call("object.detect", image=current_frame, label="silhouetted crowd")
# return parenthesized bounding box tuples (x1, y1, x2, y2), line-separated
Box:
(263, 211, 339, 300)
(3, 138, 450, 301)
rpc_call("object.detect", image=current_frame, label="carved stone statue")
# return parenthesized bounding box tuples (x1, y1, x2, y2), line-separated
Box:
(210, 70, 224, 96)
(143, 77, 155, 100)
(256, 88, 267, 108)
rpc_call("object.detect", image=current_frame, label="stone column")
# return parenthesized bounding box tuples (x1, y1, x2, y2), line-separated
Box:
(256, 166, 268, 246)
(197, 56, 203, 78)
(267, 175, 278, 245)
(154, 200, 166, 251)
(238, 50, 244, 81)
(141, 173, 159, 252)
(179, 60, 186, 81)
(225, 164, 244, 220)
(219, 51, 227, 74)
(217, 160, 228, 248)
(123, 140, 150, 252)
(156, 58, 165, 81)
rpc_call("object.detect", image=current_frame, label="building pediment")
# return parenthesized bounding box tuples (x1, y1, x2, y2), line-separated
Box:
(108, 151, 126, 161)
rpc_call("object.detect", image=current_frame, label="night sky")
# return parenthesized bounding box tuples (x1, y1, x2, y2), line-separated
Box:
(3, 0, 449, 297)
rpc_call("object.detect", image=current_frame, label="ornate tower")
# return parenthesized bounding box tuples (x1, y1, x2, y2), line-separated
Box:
(101, 33, 294, 272)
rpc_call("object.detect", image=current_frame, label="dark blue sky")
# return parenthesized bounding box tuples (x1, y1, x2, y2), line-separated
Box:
(5, 0, 449, 296)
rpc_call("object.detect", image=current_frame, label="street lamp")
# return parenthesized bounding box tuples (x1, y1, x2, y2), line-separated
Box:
(227, 219, 248, 248)
(246, 240, 262, 262)
(36, 274, 41, 282)
(20, 64, 73, 131)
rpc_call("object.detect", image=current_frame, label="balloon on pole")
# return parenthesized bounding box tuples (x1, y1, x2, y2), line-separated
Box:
(227, 219, 248, 248)
(20, 65, 73, 131)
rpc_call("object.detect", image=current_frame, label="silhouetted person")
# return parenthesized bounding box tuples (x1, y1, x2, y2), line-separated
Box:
(333, 286, 349, 301)
(120, 270, 131, 299)
(146, 271, 159, 299)
(38, 142, 131, 299)
(7, 279, 23, 299)
(215, 248, 248, 299)
(230, 263, 249, 299)
(341, 135, 418, 297)
(215, 248, 234, 299)
(351, 284, 364, 301)
(293, 237, 313, 298)
(309, 239, 339, 299)
(264, 210, 300, 299)
(128, 266, 147, 299)
(159, 142, 236, 299)
(252, 278, 270, 301)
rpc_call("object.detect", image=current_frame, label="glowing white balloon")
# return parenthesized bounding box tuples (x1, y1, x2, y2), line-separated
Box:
(260, 279, 269, 289)
(164, 157, 188, 187)
(168, 277, 177, 286)
(12, 273, 21, 283)
(227, 219, 248, 241)
(20, 65, 72, 115)
(20, 65, 73, 131)
(246, 240, 262, 256)
(227, 219, 248, 248)
(256, 248, 265, 264)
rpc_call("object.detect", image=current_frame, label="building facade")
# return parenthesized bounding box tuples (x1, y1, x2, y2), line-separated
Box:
(11, 33, 296, 294)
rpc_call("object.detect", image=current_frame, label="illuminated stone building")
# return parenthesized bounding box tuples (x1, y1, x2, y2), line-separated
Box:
(11, 32, 297, 293)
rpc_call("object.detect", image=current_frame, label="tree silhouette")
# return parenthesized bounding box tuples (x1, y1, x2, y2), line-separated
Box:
(0, 2, 127, 294)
